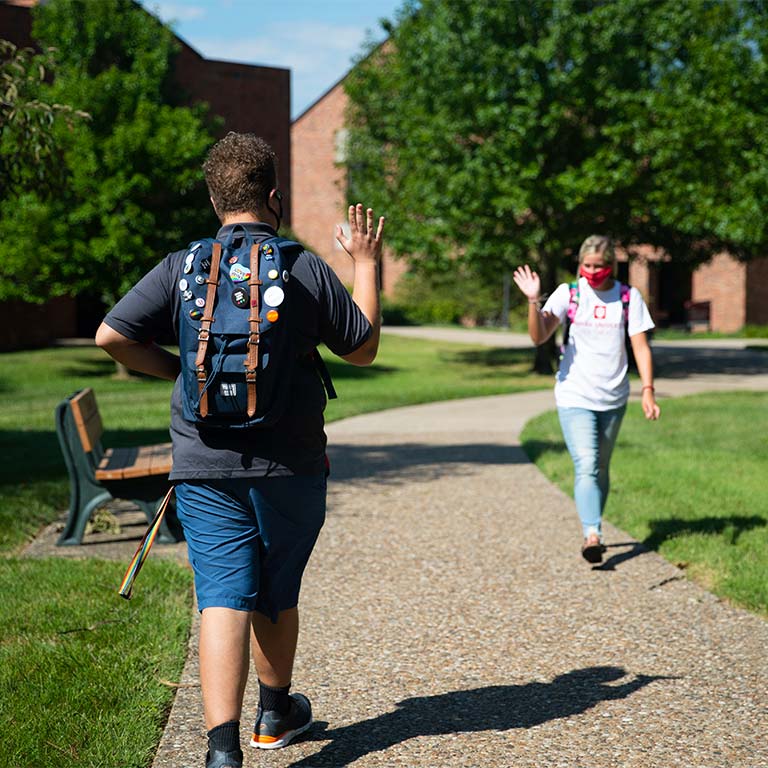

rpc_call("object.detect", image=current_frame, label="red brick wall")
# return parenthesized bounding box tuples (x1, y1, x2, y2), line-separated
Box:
(291, 81, 407, 296)
(291, 83, 354, 283)
(617, 245, 657, 318)
(174, 43, 292, 221)
(692, 252, 746, 333)
(0, 296, 76, 351)
(746, 256, 768, 326)
(380, 249, 409, 297)
(625, 248, 654, 302)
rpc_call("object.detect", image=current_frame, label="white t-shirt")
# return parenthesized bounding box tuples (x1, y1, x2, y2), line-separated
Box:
(541, 278, 655, 410)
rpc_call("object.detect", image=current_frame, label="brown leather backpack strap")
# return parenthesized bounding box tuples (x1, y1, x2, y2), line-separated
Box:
(245, 242, 263, 417)
(194, 242, 222, 418)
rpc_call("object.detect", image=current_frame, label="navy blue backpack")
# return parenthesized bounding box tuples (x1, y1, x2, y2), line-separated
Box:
(177, 225, 334, 428)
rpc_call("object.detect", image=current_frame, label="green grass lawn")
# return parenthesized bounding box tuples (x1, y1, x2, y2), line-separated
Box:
(0, 336, 549, 767)
(0, 558, 191, 768)
(521, 391, 768, 615)
(652, 324, 768, 340)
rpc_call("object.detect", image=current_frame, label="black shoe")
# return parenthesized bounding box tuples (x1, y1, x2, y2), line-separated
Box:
(205, 747, 243, 768)
(581, 534, 605, 564)
(250, 693, 313, 749)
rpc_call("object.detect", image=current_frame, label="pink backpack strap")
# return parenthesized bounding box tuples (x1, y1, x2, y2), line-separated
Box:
(619, 283, 631, 325)
(566, 281, 579, 321)
(560, 281, 579, 360)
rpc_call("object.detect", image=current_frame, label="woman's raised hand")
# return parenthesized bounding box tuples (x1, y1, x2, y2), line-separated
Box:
(512, 265, 541, 301)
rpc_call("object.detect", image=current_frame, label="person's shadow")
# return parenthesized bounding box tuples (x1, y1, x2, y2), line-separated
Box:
(289, 666, 672, 766)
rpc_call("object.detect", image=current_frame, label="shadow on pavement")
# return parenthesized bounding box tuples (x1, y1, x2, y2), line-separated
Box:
(288, 667, 672, 767)
(327, 442, 530, 484)
(594, 542, 649, 571)
(653, 345, 768, 378)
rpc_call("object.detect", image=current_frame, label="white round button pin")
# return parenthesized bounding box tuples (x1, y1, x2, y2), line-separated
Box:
(263, 286, 285, 307)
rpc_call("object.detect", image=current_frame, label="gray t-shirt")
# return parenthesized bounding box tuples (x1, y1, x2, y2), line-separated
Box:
(103, 222, 371, 478)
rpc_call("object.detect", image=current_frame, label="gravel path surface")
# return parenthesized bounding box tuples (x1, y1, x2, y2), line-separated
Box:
(25, 335, 768, 768)
(151, 371, 767, 767)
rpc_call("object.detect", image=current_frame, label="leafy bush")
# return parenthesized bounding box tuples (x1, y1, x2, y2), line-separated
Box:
(742, 324, 768, 339)
(381, 295, 415, 326)
(388, 270, 509, 326)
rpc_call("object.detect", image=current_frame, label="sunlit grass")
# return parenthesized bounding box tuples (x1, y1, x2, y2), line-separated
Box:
(0, 558, 192, 767)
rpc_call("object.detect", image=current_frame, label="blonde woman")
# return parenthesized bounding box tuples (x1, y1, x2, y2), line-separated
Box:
(514, 236, 660, 563)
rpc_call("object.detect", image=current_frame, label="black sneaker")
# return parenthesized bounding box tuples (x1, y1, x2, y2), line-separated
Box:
(250, 693, 313, 749)
(205, 747, 243, 768)
(581, 534, 606, 564)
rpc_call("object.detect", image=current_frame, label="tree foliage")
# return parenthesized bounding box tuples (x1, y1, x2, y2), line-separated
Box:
(0, 40, 89, 195)
(345, 0, 768, 288)
(0, 0, 217, 305)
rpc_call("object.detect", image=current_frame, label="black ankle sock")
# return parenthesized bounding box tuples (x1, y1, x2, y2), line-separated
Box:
(259, 681, 292, 715)
(207, 720, 240, 753)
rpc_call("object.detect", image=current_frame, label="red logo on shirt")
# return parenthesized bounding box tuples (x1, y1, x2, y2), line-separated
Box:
(594, 305, 607, 319)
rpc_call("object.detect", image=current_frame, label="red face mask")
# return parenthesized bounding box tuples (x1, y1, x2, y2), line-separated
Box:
(580, 265, 613, 289)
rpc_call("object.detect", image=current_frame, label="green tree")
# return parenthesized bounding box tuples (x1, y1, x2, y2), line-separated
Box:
(0, 40, 89, 195)
(0, 0, 217, 306)
(345, 0, 768, 368)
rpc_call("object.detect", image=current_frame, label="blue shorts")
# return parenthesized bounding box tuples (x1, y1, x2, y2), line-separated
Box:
(174, 475, 326, 620)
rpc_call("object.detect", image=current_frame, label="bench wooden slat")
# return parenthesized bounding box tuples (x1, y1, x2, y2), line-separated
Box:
(147, 445, 174, 474)
(70, 388, 103, 454)
(96, 443, 173, 481)
(56, 387, 179, 547)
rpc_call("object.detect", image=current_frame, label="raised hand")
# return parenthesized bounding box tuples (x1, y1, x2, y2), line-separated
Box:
(512, 265, 541, 301)
(336, 203, 385, 264)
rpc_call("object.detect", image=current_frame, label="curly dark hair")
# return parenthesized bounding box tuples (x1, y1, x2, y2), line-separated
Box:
(202, 132, 278, 217)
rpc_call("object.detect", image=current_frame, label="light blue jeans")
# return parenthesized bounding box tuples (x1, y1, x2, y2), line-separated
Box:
(557, 405, 627, 538)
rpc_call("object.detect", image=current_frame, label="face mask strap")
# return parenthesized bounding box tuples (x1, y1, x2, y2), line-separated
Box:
(266, 190, 283, 232)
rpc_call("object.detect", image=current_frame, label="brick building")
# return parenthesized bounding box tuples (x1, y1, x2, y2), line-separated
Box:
(0, 0, 291, 348)
(291, 72, 408, 296)
(291, 63, 768, 333)
(615, 249, 768, 334)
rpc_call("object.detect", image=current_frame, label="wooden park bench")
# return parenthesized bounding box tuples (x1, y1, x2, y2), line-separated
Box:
(54, 387, 182, 546)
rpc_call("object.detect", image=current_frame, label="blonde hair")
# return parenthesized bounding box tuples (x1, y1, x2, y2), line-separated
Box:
(578, 235, 615, 265)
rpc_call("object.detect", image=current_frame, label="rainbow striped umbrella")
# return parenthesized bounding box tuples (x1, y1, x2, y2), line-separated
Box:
(118, 487, 175, 599)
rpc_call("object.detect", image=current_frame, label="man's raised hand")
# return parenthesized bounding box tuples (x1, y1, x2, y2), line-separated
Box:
(336, 203, 385, 263)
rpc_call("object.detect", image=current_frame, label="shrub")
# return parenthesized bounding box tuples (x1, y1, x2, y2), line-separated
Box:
(742, 324, 768, 339)
(389, 270, 506, 326)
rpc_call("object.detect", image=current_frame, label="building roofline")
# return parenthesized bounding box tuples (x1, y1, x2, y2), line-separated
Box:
(140, 2, 290, 75)
(292, 38, 389, 125)
(5, 0, 291, 75)
(292, 70, 350, 124)
(200, 56, 289, 75)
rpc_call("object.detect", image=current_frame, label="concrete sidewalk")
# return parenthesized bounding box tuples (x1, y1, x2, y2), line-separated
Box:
(147, 361, 767, 767)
